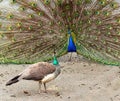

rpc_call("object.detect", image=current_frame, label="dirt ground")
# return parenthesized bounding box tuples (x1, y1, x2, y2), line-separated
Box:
(0, 54, 120, 101)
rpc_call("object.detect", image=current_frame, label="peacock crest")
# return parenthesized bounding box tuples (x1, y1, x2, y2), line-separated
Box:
(0, 0, 120, 65)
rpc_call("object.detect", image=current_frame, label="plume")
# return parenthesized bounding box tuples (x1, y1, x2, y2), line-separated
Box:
(0, 0, 120, 65)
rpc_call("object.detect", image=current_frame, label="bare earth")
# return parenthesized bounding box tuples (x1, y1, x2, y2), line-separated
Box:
(0, 54, 120, 101)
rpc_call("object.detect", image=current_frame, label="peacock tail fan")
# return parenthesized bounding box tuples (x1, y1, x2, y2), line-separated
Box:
(0, 0, 120, 66)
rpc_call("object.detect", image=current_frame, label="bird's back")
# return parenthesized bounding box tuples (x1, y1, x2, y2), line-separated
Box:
(20, 62, 56, 81)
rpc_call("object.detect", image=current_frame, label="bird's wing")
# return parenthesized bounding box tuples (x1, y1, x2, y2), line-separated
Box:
(21, 62, 56, 81)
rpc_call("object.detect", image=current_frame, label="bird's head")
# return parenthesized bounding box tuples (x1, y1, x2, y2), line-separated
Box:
(52, 48, 59, 66)
(68, 27, 71, 34)
(53, 55, 59, 66)
(52, 46, 64, 68)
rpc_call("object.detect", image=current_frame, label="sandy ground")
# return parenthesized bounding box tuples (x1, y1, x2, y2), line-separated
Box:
(0, 53, 120, 101)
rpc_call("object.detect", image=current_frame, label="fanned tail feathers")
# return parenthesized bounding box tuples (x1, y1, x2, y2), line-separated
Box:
(0, 0, 119, 65)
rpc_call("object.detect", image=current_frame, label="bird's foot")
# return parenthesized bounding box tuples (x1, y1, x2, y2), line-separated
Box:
(38, 90, 42, 94)
(44, 90, 47, 93)
(38, 90, 47, 94)
(68, 59, 71, 62)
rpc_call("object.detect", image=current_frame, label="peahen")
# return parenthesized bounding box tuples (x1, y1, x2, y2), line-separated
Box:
(6, 51, 61, 93)
(0, 0, 120, 66)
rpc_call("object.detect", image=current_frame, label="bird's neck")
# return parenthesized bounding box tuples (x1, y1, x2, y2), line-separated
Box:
(54, 66, 61, 77)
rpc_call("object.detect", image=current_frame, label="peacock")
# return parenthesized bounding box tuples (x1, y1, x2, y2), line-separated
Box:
(0, 0, 120, 66)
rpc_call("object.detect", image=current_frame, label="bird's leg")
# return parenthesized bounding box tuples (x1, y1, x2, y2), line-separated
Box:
(68, 52, 72, 61)
(38, 81, 42, 94)
(43, 83, 47, 93)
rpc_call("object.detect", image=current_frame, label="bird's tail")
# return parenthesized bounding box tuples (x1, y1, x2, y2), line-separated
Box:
(6, 75, 21, 86)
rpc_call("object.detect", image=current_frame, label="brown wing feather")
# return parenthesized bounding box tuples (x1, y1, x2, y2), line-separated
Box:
(22, 62, 56, 81)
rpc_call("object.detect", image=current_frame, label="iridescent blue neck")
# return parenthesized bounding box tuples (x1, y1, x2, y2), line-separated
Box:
(67, 29, 76, 52)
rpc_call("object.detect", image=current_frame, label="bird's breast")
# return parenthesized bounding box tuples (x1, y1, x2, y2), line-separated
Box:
(41, 73, 56, 83)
